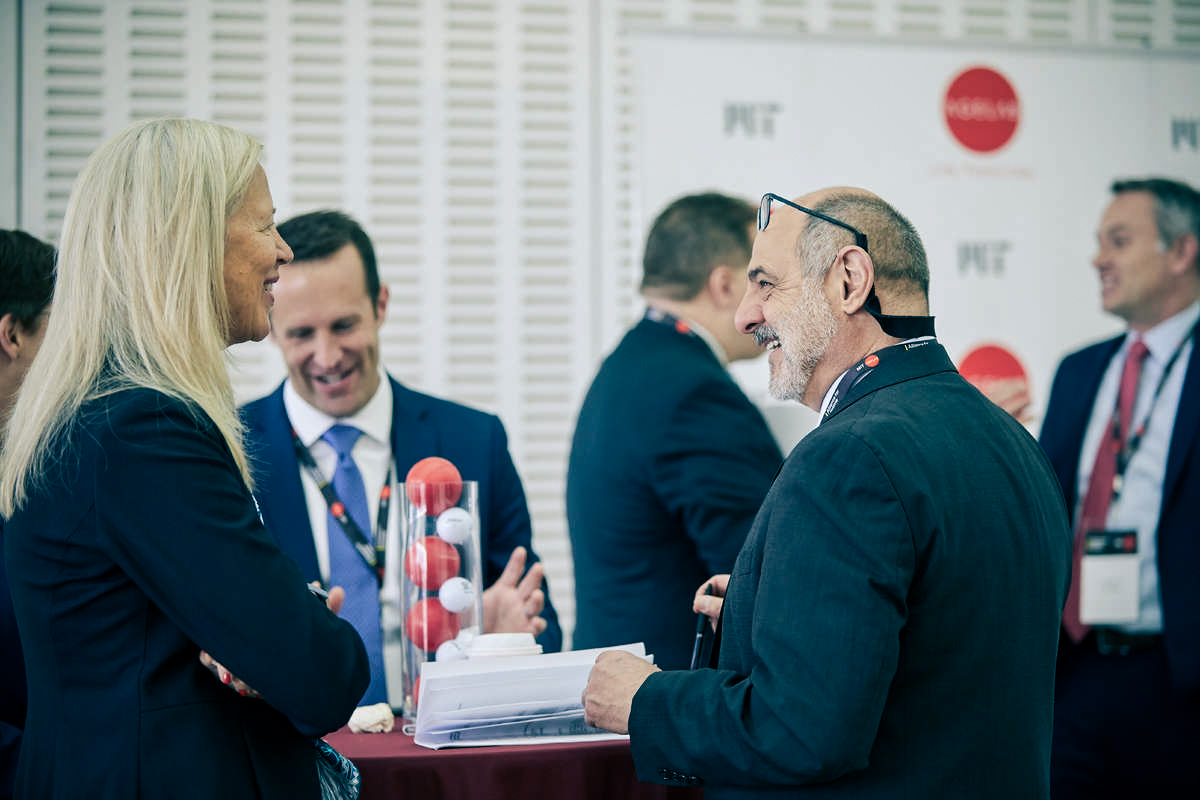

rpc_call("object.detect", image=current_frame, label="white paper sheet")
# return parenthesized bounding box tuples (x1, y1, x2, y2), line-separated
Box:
(413, 643, 651, 749)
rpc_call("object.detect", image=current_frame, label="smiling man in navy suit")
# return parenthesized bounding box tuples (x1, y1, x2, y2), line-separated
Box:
(241, 211, 560, 708)
(1039, 178, 1200, 798)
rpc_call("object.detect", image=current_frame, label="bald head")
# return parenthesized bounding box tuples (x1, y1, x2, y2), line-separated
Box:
(791, 187, 930, 316)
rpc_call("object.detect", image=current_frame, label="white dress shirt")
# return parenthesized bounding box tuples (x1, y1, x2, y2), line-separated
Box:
(283, 372, 394, 584)
(1074, 301, 1198, 634)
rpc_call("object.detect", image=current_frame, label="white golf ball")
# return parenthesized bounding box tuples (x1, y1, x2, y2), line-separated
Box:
(435, 638, 468, 662)
(435, 507, 473, 545)
(438, 576, 476, 613)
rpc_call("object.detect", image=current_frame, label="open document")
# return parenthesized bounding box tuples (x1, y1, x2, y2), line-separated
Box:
(414, 642, 652, 749)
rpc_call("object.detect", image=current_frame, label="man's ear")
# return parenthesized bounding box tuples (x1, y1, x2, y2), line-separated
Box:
(0, 313, 22, 362)
(374, 284, 390, 326)
(706, 265, 742, 308)
(1168, 232, 1199, 276)
(834, 247, 876, 315)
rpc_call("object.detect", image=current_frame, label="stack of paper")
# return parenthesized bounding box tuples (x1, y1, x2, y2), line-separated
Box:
(414, 643, 652, 749)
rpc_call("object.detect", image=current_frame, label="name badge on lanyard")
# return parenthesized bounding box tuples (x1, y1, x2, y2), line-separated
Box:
(1079, 529, 1140, 625)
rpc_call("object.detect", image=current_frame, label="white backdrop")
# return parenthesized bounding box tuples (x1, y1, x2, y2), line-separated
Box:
(631, 32, 1200, 444)
(8, 1, 1200, 649)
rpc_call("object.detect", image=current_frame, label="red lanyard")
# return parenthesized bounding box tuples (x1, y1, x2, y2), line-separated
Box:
(290, 428, 392, 586)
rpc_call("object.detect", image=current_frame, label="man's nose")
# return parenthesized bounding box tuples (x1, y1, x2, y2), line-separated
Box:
(312, 332, 340, 368)
(734, 293, 762, 335)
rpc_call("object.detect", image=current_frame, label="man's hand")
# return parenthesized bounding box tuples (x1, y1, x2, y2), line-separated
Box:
(482, 546, 547, 637)
(694, 574, 729, 631)
(582, 650, 659, 734)
(310, 581, 346, 615)
(979, 378, 1035, 425)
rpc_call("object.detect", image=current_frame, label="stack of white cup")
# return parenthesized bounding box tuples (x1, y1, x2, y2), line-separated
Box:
(466, 633, 543, 659)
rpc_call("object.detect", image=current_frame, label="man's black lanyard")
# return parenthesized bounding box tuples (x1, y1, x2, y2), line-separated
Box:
(290, 428, 392, 587)
(1108, 322, 1196, 503)
(822, 339, 935, 422)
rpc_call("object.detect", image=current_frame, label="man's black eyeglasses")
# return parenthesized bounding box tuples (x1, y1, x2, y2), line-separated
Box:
(758, 193, 869, 252)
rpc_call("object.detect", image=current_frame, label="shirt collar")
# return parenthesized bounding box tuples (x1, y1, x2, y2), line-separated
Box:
(283, 370, 393, 448)
(686, 319, 728, 368)
(1128, 300, 1200, 363)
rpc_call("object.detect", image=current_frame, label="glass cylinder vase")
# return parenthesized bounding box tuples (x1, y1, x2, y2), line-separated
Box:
(384, 479, 483, 719)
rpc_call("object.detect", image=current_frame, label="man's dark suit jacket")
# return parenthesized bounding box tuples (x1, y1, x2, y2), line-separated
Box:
(241, 375, 562, 652)
(567, 318, 782, 668)
(627, 341, 1072, 798)
(1040, 333, 1200, 696)
(0, 517, 23, 800)
(4, 388, 369, 799)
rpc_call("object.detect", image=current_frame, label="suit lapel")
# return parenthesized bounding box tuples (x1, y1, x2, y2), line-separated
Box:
(1164, 342, 1200, 503)
(251, 386, 321, 581)
(389, 376, 438, 474)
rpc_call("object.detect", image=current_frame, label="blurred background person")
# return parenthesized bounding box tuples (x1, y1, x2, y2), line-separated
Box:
(566, 192, 782, 669)
(0, 230, 54, 423)
(0, 118, 369, 799)
(0, 228, 56, 800)
(241, 209, 559, 707)
(1040, 177, 1200, 798)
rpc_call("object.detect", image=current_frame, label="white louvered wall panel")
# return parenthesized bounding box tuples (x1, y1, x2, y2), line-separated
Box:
(508, 0, 592, 646)
(366, 0, 426, 389)
(127, 2, 187, 120)
(16, 0, 1200, 651)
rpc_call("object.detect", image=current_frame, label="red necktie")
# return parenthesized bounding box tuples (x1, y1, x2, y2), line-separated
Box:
(1061, 338, 1150, 643)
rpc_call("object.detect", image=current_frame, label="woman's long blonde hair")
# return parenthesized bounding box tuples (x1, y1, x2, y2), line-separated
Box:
(0, 118, 262, 514)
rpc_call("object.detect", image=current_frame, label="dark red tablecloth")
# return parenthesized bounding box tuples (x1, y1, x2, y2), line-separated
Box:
(323, 727, 704, 799)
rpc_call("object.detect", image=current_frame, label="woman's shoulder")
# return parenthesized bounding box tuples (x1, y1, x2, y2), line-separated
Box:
(79, 387, 214, 443)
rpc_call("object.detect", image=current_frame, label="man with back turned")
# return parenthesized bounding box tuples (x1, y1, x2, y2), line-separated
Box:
(567, 192, 782, 669)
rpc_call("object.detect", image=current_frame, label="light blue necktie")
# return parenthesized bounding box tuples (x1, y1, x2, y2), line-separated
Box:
(322, 424, 387, 706)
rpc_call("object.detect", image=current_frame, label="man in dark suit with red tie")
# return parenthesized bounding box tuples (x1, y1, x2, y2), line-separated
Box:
(1039, 177, 1200, 798)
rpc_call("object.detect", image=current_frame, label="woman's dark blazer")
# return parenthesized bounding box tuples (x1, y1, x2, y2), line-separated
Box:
(3, 388, 369, 799)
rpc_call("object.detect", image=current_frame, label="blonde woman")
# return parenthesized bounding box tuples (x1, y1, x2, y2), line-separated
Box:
(0, 118, 368, 799)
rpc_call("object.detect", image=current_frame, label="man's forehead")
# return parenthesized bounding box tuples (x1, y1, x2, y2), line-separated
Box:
(748, 227, 799, 278)
(1108, 191, 1154, 217)
(1101, 193, 1155, 232)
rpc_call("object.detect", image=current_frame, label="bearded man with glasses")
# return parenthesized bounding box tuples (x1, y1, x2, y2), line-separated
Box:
(582, 186, 1071, 799)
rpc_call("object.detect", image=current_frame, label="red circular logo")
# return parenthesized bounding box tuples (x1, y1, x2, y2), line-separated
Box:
(958, 343, 1028, 386)
(943, 66, 1020, 154)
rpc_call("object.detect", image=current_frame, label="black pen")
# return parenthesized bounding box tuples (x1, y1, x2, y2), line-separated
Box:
(689, 583, 714, 670)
